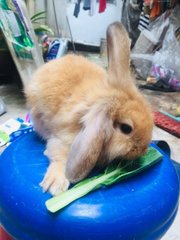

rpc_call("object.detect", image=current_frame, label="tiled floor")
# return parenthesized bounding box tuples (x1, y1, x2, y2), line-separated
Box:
(0, 52, 179, 239)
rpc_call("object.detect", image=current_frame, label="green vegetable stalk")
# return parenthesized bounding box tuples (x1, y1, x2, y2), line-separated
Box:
(46, 147, 163, 213)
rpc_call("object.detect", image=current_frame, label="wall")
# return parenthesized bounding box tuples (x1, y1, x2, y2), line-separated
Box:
(66, 1, 122, 46)
(35, 0, 123, 47)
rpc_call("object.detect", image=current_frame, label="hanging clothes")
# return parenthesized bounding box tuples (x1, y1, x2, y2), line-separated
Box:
(89, 0, 96, 16)
(150, 0, 161, 19)
(73, 0, 108, 18)
(83, 0, 91, 10)
(99, 0, 107, 13)
(73, 0, 81, 18)
(138, 2, 150, 31)
(138, 14, 150, 31)
(143, 0, 176, 21)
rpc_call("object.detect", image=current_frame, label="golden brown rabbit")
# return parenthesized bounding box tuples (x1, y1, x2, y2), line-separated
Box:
(25, 22, 153, 196)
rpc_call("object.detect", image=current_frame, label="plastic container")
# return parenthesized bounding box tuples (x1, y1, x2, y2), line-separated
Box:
(0, 132, 179, 240)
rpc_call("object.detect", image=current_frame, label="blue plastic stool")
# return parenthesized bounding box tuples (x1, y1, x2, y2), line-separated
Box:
(0, 132, 179, 240)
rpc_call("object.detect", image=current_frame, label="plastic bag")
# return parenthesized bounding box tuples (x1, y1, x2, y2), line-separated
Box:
(121, 0, 142, 46)
(148, 23, 180, 91)
(131, 11, 170, 79)
(153, 24, 180, 80)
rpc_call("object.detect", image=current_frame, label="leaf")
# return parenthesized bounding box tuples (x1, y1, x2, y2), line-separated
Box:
(30, 11, 46, 21)
(46, 147, 163, 213)
(31, 16, 46, 24)
(34, 25, 54, 35)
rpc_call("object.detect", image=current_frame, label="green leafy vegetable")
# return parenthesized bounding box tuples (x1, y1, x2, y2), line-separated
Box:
(46, 147, 162, 213)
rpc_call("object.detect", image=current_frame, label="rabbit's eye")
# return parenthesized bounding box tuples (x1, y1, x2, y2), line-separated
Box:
(113, 121, 133, 135)
(120, 123, 133, 134)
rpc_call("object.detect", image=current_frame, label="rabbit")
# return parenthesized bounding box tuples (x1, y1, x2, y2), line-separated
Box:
(25, 22, 153, 196)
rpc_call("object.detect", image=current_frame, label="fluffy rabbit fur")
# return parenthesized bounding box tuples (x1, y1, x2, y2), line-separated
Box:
(25, 22, 153, 196)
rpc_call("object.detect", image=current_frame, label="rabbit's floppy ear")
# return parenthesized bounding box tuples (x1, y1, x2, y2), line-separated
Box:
(107, 22, 131, 88)
(66, 105, 113, 183)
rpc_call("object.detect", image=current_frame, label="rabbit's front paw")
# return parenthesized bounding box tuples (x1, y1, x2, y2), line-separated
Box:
(40, 162, 70, 196)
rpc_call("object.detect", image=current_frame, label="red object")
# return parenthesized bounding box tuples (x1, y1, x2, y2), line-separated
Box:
(0, 226, 13, 240)
(154, 112, 180, 138)
(99, 0, 106, 13)
(150, 0, 161, 19)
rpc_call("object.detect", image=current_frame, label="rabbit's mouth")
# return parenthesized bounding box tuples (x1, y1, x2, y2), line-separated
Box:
(99, 142, 132, 165)
(124, 144, 149, 161)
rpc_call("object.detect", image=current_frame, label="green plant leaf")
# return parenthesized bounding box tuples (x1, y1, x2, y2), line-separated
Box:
(34, 25, 54, 35)
(31, 16, 46, 24)
(31, 11, 46, 21)
(46, 147, 163, 213)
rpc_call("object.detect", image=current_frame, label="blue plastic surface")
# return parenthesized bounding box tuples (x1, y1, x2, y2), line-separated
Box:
(0, 132, 179, 240)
